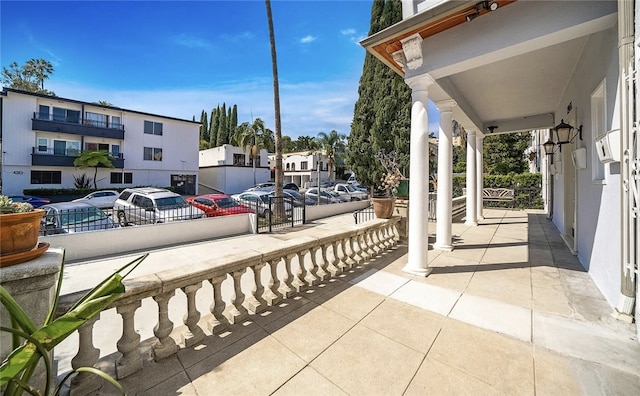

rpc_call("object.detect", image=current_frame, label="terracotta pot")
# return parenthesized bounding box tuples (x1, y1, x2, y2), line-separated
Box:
(372, 197, 396, 219)
(0, 209, 45, 259)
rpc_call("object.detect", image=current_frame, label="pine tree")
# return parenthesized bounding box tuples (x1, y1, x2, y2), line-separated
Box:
(346, 0, 410, 192)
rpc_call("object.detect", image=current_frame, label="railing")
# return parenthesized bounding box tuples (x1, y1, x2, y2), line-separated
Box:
(32, 147, 124, 159)
(33, 112, 125, 130)
(354, 192, 450, 224)
(56, 218, 401, 394)
(39, 205, 207, 235)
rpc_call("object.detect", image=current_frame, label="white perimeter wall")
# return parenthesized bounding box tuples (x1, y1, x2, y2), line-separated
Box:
(40, 214, 252, 262)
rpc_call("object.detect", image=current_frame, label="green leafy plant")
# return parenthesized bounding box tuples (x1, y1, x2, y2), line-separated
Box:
(0, 196, 34, 214)
(0, 253, 148, 396)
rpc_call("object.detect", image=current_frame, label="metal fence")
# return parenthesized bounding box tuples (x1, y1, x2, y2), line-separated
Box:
(254, 196, 305, 233)
(353, 204, 375, 224)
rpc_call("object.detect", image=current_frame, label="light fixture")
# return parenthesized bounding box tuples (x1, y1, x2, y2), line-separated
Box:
(553, 119, 583, 145)
(542, 140, 555, 156)
(466, 12, 478, 22)
(486, 125, 498, 133)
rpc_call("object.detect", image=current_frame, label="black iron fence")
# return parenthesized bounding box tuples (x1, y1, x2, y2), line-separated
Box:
(354, 204, 375, 224)
(253, 196, 305, 233)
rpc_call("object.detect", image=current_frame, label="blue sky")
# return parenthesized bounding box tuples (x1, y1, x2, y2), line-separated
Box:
(2, 0, 439, 139)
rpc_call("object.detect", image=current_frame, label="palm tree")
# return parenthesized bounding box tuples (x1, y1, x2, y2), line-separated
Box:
(317, 130, 346, 181)
(73, 150, 114, 190)
(233, 118, 275, 186)
(265, 0, 285, 220)
(25, 59, 53, 91)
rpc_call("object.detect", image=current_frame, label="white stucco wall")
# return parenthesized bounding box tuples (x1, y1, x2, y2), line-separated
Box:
(1, 90, 200, 194)
(551, 26, 622, 306)
(40, 214, 253, 262)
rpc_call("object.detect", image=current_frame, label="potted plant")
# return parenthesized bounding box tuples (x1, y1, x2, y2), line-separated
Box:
(0, 196, 46, 267)
(371, 150, 404, 219)
(1, 253, 148, 396)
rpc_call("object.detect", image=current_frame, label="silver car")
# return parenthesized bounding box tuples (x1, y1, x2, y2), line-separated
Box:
(72, 190, 119, 209)
(40, 202, 117, 235)
(114, 187, 206, 226)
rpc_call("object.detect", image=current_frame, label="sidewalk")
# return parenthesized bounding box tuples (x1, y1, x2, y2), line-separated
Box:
(61, 209, 639, 395)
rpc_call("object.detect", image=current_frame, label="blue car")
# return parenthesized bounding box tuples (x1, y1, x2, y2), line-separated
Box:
(9, 195, 51, 208)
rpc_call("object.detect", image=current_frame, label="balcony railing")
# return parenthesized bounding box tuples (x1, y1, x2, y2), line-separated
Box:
(31, 147, 124, 168)
(56, 218, 400, 394)
(32, 112, 125, 139)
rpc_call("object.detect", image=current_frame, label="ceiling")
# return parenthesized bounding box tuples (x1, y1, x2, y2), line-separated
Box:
(361, 0, 618, 135)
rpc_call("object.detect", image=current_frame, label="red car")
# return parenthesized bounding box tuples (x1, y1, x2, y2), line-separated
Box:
(186, 194, 254, 217)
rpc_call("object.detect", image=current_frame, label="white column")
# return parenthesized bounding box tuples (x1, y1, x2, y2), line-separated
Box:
(465, 130, 478, 226)
(403, 75, 433, 277)
(476, 134, 484, 220)
(434, 100, 455, 251)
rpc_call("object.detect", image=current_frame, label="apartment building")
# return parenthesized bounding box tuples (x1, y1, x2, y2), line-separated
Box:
(0, 88, 200, 195)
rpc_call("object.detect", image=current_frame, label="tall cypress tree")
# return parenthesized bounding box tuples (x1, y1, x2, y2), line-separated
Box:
(230, 105, 238, 142)
(199, 110, 209, 144)
(346, 0, 411, 191)
(217, 103, 228, 146)
(209, 107, 219, 147)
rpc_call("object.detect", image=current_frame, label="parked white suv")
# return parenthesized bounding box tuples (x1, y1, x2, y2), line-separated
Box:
(333, 183, 369, 201)
(114, 187, 205, 226)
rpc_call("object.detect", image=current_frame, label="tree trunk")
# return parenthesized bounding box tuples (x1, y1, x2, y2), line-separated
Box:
(265, 0, 286, 220)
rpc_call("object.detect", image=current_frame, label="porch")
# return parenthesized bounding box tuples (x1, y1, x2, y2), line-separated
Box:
(56, 209, 639, 395)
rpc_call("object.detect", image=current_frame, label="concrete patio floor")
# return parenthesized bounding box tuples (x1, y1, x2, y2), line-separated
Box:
(76, 209, 639, 395)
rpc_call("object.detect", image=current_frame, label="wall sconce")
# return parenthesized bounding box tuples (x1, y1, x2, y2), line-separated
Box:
(553, 119, 583, 145)
(543, 139, 556, 156)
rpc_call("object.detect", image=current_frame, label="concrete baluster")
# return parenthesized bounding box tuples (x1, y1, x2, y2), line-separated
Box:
(308, 246, 323, 282)
(264, 259, 283, 306)
(320, 244, 333, 278)
(342, 237, 356, 269)
(208, 275, 229, 334)
(70, 315, 101, 395)
(247, 263, 267, 314)
(181, 283, 205, 347)
(279, 254, 296, 298)
(331, 241, 345, 274)
(152, 291, 178, 361)
(226, 269, 249, 324)
(115, 301, 143, 379)
(293, 250, 309, 292)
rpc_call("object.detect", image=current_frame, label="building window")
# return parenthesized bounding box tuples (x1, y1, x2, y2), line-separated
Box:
(37, 138, 48, 152)
(85, 143, 109, 152)
(591, 80, 606, 182)
(38, 105, 49, 120)
(233, 154, 245, 166)
(85, 112, 108, 128)
(52, 107, 80, 124)
(144, 147, 162, 161)
(291, 163, 296, 171)
(111, 172, 133, 184)
(31, 170, 61, 184)
(144, 120, 163, 135)
(301, 161, 308, 170)
(111, 116, 122, 129)
(111, 145, 121, 158)
(250, 155, 260, 167)
(50, 139, 80, 156)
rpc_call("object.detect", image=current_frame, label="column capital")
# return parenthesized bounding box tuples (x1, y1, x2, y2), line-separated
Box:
(435, 99, 457, 112)
(476, 134, 485, 141)
(405, 74, 434, 91)
(466, 129, 477, 137)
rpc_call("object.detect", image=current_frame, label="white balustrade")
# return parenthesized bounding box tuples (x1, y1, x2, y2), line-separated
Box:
(59, 218, 400, 394)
